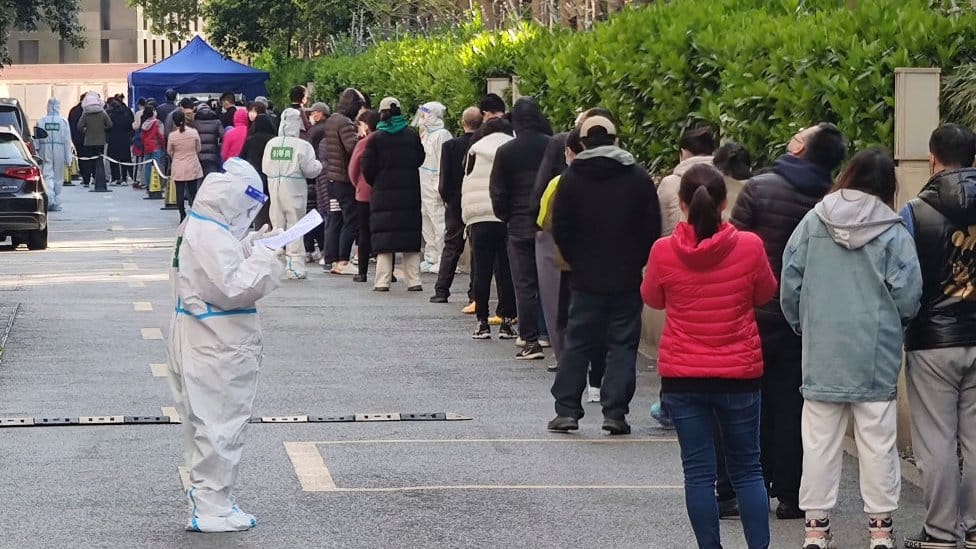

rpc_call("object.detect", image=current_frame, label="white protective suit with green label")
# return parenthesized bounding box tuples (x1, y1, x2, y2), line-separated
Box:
(261, 108, 322, 278)
(416, 102, 452, 269)
(166, 157, 284, 532)
(35, 97, 72, 211)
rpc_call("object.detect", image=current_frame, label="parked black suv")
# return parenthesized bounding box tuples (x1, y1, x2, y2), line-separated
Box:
(0, 124, 49, 250)
(0, 98, 36, 155)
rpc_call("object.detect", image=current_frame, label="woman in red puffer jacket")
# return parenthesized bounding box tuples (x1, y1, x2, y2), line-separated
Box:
(641, 163, 776, 549)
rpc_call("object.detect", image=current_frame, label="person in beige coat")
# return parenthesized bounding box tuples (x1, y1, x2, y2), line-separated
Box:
(656, 127, 716, 236)
(167, 110, 204, 221)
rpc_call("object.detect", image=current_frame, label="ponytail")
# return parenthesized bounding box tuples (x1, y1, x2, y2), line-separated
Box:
(678, 164, 727, 243)
(173, 110, 186, 133)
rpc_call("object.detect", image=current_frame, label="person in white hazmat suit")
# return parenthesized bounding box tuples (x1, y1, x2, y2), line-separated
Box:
(166, 157, 285, 533)
(262, 108, 322, 280)
(416, 102, 452, 273)
(35, 97, 73, 211)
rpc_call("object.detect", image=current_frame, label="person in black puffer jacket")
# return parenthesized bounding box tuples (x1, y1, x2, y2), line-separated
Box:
(193, 102, 224, 176)
(489, 97, 553, 360)
(105, 98, 135, 184)
(362, 97, 425, 291)
(241, 113, 276, 229)
(730, 122, 847, 520)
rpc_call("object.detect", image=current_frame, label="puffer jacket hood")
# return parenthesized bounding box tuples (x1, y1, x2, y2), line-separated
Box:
(278, 108, 302, 137)
(671, 222, 739, 270)
(47, 97, 61, 116)
(771, 154, 832, 196)
(918, 167, 976, 227)
(141, 117, 159, 132)
(83, 104, 105, 115)
(814, 189, 901, 250)
(233, 108, 249, 128)
(574, 145, 636, 166)
(81, 92, 102, 109)
(192, 157, 266, 239)
(194, 103, 218, 120)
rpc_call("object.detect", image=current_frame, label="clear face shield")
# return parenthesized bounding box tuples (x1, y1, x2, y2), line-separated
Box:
(227, 185, 268, 239)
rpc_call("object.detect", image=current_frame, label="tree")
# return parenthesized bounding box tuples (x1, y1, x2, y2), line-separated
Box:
(0, 0, 85, 66)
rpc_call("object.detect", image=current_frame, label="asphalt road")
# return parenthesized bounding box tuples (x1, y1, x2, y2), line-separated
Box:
(0, 180, 929, 548)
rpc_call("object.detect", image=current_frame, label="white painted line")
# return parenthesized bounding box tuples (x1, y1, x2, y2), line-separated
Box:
(178, 466, 190, 491)
(128, 281, 146, 288)
(284, 442, 337, 492)
(133, 301, 153, 312)
(111, 225, 124, 231)
(325, 484, 684, 493)
(150, 363, 168, 378)
(122, 262, 138, 271)
(310, 438, 678, 445)
(141, 327, 163, 340)
(109, 217, 121, 222)
(161, 406, 181, 423)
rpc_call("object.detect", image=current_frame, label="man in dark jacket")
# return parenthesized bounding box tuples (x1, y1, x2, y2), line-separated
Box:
(156, 88, 179, 128)
(219, 92, 236, 129)
(192, 103, 224, 176)
(490, 97, 553, 360)
(548, 115, 660, 435)
(322, 87, 365, 273)
(901, 124, 976, 549)
(303, 102, 331, 262)
(431, 106, 482, 303)
(67, 94, 85, 186)
(730, 122, 846, 520)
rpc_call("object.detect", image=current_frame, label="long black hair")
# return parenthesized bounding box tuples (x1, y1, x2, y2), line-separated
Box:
(679, 164, 727, 243)
(172, 110, 186, 133)
(831, 146, 897, 208)
(141, 104, 156, 125)
(713, 141, 753, 180)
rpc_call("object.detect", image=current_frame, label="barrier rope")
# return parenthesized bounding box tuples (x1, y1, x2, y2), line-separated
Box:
(74, 154, 170, 179)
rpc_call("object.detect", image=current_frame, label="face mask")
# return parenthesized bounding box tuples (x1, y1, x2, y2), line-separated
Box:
(248, 110, 257, 122)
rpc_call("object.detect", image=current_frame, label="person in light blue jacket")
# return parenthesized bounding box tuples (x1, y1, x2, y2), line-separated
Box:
(780, 147, 922, 549)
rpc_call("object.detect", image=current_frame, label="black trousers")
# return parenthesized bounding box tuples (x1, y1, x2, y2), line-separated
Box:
(109, 155, 133, 182)
(550, 289, 641, 421)
(324, 180, 358, 263)
(469, 222, 516, 322)
(79, 145, 102, 184)
(253, 175, 272, 230)
(507, 234, 541, 343)
(434, 202, 465, 298)
(758, 313, 804, 506)
(356, 201, 372, 278)
(558, 271, 607, 387)
(175, 179, 198, 221)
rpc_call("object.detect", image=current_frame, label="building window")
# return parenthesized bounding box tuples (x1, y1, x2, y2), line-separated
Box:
(151, 40, 157, 62)
(18, 40, 39, 64)
(100, 0, 111, 30)
(142, 15, 148, 31)
(143, 39, 148, 63)
(101, 39, 110, 63)
(58, 40, 78, 63)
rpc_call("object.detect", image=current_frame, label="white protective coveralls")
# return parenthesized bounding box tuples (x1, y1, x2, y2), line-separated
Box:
(262, 108, 321, 279)
(416, 102, 452, 271)
(166, 157, 285, 533)
(35, 97, 72, 211)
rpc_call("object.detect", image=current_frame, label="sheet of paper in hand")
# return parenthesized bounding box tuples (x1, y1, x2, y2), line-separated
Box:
(255, 209, 323, 249)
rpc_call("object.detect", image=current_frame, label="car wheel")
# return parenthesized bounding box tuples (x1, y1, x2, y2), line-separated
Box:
(27, 226, 48, 250)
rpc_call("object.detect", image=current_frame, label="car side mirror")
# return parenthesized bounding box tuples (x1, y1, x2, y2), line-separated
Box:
(33, 127, 48, 140)
(33, 155, 44, 165)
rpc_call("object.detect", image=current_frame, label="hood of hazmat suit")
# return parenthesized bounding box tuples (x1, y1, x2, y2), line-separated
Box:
(166, 156, 283, 532)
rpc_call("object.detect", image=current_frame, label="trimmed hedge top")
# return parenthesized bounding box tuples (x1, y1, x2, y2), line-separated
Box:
(258, 0, 976, 172)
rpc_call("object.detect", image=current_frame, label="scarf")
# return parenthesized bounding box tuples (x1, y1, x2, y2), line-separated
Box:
(378, 115, 408, 134)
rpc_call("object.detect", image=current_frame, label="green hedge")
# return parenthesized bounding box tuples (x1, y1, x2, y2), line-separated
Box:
(259, 0, 976, 171)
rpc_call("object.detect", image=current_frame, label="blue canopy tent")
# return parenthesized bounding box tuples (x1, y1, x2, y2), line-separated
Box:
(127, 36, 269, 107)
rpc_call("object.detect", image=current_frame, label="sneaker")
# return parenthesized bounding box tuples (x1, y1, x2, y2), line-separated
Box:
(514, 337, 527, 348)
(286, 270, 307, 280)
(498, 319, 517, 340)
(430, 295, 449, 303)
(602, 417, 631, 435)
(353, 274, 367, 283)
(331, 262, 358, 275)
(488, 315, 503, 326)
(319, 258, 327, 267)
(803, 517, 832, 549)
(546, 362, 558, 372)
(312, 250, 323, 262)
(718, 498, 739, 519)
(587, 386, 601, 403)
(539, 338, 551, 348)
(777, 501, 805, 520)
(407, 285, 423, 292)
(967, 531, 976, 549)
(462, 302, 476, 314)
(904, 530, 956, 549)
(472, 323, 491, 339)
(869, 517, 895, 549)
(373, 286, 389, 292)
(420, 260, 439, 274)
(516, 341, 544, 360)
(547, 416, 579, 432)
(305, 253, 316, 263)
(650, 402, 675, 429)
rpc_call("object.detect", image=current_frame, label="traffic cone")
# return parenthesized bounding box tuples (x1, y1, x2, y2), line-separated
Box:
(161, 177, 179, 210)
(146, 159, 164, 200)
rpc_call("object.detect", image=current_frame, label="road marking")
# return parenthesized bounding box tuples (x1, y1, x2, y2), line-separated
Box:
(109, 217, 121, 222)
(150, 363, 168, 377)
(133, 301, 153, 312)
(128, 281, 146, 288)
(286, 438, 680, 493)
(122, 262, 138, 271)
(285, 442, 337, 491)
(141, 327, 163, 340)
(178, 466, 190, 491)
(161, 406, 181, 423)
(111, 225, 124, 231)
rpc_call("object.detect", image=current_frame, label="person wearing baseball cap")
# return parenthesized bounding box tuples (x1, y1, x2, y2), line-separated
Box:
(548, 112, 661, 435)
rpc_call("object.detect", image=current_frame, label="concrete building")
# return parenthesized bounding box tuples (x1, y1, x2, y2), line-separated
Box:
(5, 0, 201, 65)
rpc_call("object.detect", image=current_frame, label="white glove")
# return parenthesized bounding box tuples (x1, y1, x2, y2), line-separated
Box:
(240, 225, 275, 258)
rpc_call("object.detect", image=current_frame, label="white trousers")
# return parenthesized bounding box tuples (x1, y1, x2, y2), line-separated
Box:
(269, 177, 307, 276)
(374, 252, 421, 289)
(799, 399, 901, 519)
(42, 157, 65, 209)
(420, 170, 445, 266)
(167, 312, 261, 519)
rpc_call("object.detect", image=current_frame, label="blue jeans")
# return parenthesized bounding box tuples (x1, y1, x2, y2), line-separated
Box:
(662, 391, 769, 549)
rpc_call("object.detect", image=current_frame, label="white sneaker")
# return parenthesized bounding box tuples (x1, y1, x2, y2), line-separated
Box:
(587, 386, 601, 403)
(331, 262, 358, 275)
(312, 250, 323, 262)
(515, 337, 527, 348)
(286, 269, 307, 280)
(539, 338, 551, 348)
